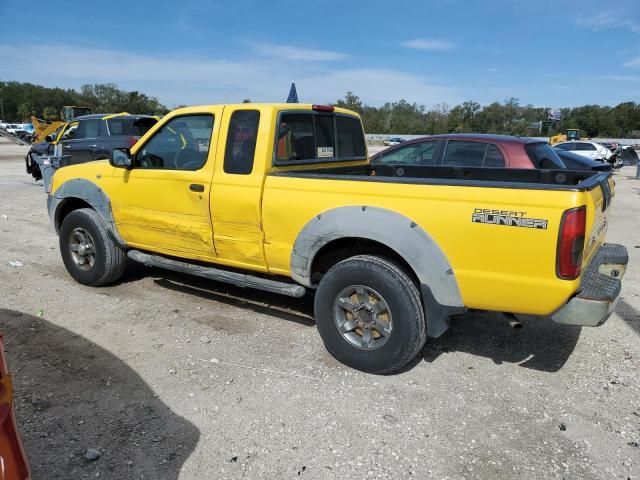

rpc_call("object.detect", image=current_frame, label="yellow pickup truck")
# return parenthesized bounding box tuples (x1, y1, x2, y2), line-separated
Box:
(46, 103, 628, 373)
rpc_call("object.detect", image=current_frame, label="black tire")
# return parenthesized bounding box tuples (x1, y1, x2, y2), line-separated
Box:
(59, 208, 126, 286)
(29, 154, 42, 181)
(314, 255, 426, 374)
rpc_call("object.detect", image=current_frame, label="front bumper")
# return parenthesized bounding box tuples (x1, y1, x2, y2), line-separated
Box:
(552, 243, 628, 327)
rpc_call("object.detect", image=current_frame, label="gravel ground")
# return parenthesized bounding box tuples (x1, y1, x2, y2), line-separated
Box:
(0, 137, 639, 479)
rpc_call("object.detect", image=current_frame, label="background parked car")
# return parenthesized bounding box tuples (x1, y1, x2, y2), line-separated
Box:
(371, 133, 567, 169)
(59, 114, 158, 166)
(383, 137, 405, 146)
(26, 114, 158, 180)
(553, 140, 613, 162)
(4, 124, 28, 137)
(555, 149, 612, 171)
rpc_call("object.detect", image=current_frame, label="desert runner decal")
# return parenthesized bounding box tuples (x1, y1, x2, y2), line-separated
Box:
(472, 208, 548, 230)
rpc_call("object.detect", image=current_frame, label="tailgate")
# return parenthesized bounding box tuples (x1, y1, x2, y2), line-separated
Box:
(582, 173, 613, 265)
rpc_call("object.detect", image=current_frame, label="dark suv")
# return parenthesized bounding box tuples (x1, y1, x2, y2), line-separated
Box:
(60, 114, 158, 166)
(26, 113, 158, 180)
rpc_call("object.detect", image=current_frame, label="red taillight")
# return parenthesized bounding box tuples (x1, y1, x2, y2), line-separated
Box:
(557, 206, 586, 279)
(312, 104, 334, 112)
(128, 136, 139, 148)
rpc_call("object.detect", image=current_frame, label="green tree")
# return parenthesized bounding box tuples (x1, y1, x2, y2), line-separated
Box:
(16, 102, 35, 121)
(42, 106, 58, 121)
(0, 80, 167, 121)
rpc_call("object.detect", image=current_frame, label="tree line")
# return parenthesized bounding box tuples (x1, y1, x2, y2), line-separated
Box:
(335, 92, 640, 138)
(0, 81, 168, 122)
(2, 81, 638, 138)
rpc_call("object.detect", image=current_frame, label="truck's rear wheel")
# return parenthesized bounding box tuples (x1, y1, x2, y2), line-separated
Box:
(314, 255, 426, 374)
(59, 208, 126, 286)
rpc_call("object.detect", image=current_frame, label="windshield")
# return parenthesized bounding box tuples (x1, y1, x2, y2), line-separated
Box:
(525, 142, 566, 169)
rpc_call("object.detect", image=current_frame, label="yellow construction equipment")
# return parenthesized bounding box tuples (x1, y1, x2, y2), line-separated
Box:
(29, 106, 91, 144)
(549, 128, 580, 145)
(30, 117, 65, 144)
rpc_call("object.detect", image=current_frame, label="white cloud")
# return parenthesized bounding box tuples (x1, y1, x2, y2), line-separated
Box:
(401, 39, 455, 51)
(0, 44, 459, 108)
(576, 11, 640, 33)
(624, 56, 640, 68)
(253, 43, 347, 61)
(301, 68, 461, 106)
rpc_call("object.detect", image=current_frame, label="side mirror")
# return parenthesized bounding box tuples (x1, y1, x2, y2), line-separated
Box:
(45, 134, 55, 142)
(110, 148, 133, 169)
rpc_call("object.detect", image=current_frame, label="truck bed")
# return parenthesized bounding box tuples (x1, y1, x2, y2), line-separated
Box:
(263, 162, 614, 316)
(272, 164, 610, 192)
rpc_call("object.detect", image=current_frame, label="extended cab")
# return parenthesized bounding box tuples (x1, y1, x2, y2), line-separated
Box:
(46, 104, 628, 373)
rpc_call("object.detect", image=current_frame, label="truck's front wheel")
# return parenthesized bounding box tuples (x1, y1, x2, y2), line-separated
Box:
(314, 255, 426, 374)
(59, 208, 126, 286)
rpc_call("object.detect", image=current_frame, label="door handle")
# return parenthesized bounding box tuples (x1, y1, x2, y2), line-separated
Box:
(63, 145, 71, 149)
(189, 184, 205, 192)
(89, 144, 97, 148)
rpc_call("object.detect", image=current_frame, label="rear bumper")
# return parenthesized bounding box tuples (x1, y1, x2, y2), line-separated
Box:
(552, 243, 628, 327)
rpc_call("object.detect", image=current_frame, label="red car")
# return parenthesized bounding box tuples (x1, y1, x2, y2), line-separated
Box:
(370, 134, 566, 169)
(0, 335, 30, 479)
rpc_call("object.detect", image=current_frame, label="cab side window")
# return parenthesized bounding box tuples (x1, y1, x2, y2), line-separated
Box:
(224, 110, 260, 174)
(60, 122, 79, 141)
(135, 115, 213, 170)
(75, 119, 101, 139)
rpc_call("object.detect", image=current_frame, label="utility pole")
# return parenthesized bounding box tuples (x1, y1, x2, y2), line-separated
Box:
(0, 98, 4, 121)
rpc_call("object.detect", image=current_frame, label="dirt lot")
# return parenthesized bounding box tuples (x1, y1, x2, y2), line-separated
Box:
(1, 137, 639, 479)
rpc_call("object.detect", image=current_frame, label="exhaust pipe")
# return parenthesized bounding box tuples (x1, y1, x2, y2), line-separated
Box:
(504, 313, 523, 330)
(508, 319, 523, 330)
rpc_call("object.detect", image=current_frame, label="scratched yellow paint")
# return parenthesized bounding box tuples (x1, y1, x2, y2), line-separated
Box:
(50, 103, 611, 315)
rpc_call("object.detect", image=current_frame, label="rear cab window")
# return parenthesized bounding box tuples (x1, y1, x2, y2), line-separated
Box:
(525, 142, 566, 169)
(274, 109, 366, 165)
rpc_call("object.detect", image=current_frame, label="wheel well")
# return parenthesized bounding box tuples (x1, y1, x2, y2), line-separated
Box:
(310, 237, 419, 286)
(55, 198, 93, 230)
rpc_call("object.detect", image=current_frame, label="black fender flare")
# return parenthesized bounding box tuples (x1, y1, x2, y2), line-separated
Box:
(290, 206, 465, 336)
(48, 178, 125, 247)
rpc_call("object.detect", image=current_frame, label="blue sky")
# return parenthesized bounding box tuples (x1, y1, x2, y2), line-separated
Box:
(1, 0, 639, 108)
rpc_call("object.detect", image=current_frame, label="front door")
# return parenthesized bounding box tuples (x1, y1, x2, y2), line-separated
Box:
(107, 110, 222, 261)
(62, 118, 102, 165)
